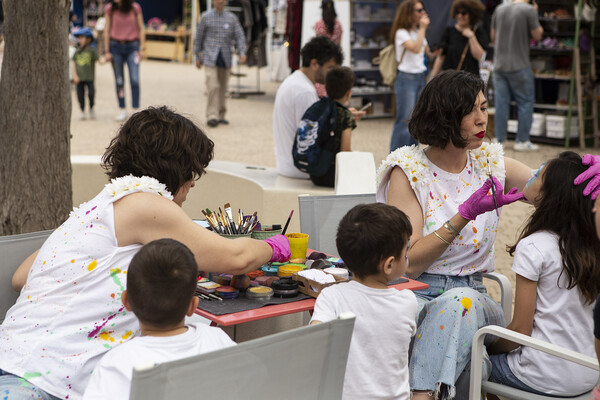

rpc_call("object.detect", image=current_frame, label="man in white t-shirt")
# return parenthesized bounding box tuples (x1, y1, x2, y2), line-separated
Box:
(273, 36, 344, 179)
(83, 239, 235, 400)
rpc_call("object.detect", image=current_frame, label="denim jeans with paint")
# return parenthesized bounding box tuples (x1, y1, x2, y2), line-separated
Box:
(492, 67, 534, 143)
(390, 71, 424, 152)
(0, 369, 61, 400)
(109, 40, 140, 109)
(409, 273, 504, 399)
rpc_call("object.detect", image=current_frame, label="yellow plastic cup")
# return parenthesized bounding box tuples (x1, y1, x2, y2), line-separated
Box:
(285, 233, 309, 260)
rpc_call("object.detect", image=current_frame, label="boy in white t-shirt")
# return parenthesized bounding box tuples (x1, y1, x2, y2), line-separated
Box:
(83, 239, 235, 400)
(310, 203, 418, 400)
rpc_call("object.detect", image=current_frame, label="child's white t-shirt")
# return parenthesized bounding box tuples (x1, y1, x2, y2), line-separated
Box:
(82, 322, 236, 400)
(395, 29, 427, 73)
(508, 231, 597, 396)
(310, 280, 418, 400)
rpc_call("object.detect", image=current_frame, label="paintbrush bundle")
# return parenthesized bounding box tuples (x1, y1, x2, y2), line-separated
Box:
(201, 204, 260, 235)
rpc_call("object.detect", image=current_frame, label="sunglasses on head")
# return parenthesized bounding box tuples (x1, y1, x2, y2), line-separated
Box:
(456, 10, 468, 16)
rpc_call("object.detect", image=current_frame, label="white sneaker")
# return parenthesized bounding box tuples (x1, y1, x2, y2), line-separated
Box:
(79, 112, 86, 120)
(513, 140, 539, 152)
(115, 110, 127, 122)
(89, 109, 96, 119)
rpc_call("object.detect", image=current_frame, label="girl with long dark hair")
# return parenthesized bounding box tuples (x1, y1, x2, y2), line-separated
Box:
(487, 151, 600, 397)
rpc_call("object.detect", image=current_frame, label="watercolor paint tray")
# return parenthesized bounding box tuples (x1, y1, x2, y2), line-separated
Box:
(195, 292, 311, 315)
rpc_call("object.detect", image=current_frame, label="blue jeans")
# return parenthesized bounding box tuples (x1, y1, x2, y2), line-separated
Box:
(390, 71, 424, 152)
(488, 353, 551, 396)
(410, 273, 504, 399)
(0, 369, 61, 400)
(109, 40, 140, 109)
(493, 67, 534, 143)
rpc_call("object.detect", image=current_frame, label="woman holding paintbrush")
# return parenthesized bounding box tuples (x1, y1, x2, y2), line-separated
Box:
(376, 70, 539, 400)
(1, 106, 290, 400)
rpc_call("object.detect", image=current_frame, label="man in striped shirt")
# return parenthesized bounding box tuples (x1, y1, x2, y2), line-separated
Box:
(195, 0, 247, 127)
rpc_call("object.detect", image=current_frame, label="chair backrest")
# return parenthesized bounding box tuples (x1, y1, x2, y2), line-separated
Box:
(298, 193, 377, 256)
(129, 314, 356, 400)
(335, 152, 376, 195)
(0, 230, 53, 322)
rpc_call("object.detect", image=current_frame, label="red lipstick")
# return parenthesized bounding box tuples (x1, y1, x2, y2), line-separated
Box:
(475, 131, 485, 138)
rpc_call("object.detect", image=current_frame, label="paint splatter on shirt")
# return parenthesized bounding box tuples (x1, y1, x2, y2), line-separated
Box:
(0, 176, 172, 400)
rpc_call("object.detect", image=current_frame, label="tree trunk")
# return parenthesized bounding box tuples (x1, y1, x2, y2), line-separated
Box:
(0, 0, 72, 235)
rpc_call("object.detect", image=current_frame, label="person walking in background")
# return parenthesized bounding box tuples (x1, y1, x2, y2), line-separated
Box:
(195, 0, 247, 128)
(72, 27, 99, 120)
(491, 0, 543, 151)
(389, 0, 433, 152)
(104, 0, 145, 122)
(429, 0, 488, 78)
(314, 0, 343, 97)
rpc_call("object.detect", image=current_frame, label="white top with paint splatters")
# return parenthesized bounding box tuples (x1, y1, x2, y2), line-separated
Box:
(376, 144, 505, 276)
(0, 175, 171, 400)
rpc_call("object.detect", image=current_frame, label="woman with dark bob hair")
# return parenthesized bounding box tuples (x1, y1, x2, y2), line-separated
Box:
(376, 70, 535, 399)
(430, 0, 488, 78)
(0, 107, 290, 400)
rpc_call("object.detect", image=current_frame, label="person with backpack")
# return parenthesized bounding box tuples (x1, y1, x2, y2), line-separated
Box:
(293, 66, 357, 187)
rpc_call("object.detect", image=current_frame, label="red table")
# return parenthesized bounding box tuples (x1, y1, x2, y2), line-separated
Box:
(195, 278, 428, 327)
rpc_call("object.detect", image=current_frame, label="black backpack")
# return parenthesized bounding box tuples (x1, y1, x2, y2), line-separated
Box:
(292, 97, 337, 177)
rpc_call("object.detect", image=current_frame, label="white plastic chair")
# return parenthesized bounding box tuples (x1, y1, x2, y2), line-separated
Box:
(469, 325, 599, 400)
(129, 313, 356, 400)
(0, 230, 53, 322)
(334, 151, 377, 195)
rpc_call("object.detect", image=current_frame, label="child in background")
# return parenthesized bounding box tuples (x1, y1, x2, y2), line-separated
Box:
(83, 239, 235, 400)
(487, 151, 600, 397)
(72, 27, 99, 120)
(311, 66, 357, 187)
(310, 203, 418, 400)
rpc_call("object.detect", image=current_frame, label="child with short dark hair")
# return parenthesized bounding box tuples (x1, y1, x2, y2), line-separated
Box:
(306, 66, 357, 188)
(72, 27, 99, 120)
(83, 239, 235, 400)
(310, 203, 418, 399)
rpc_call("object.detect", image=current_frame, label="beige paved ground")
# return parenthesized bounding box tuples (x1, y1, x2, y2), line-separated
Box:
(59, 57, 595, 303)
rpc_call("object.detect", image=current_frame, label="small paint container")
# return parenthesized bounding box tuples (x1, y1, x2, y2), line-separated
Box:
(215, 286, 240, 299)
(277, 264, 305, 277)
(197, 281, 220, 293)
(255, 276, 271, 286)
(261, 263, 280, 276)
(246, 286, 274, 300)
(246, 269, 265, 279)
(213, 274, 232, 286)
(324, 267, 350, 280)
(271, 278, 299, 298)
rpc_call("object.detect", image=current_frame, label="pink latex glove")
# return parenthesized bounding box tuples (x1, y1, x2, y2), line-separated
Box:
(458, 177, 524, 220)
(264, 235, 291, 262)
(574, 154, 600, 199)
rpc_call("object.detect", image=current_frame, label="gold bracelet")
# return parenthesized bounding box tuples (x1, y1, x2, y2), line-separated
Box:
(444, 220, 461, 237)
(433, 231, 452, 246)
